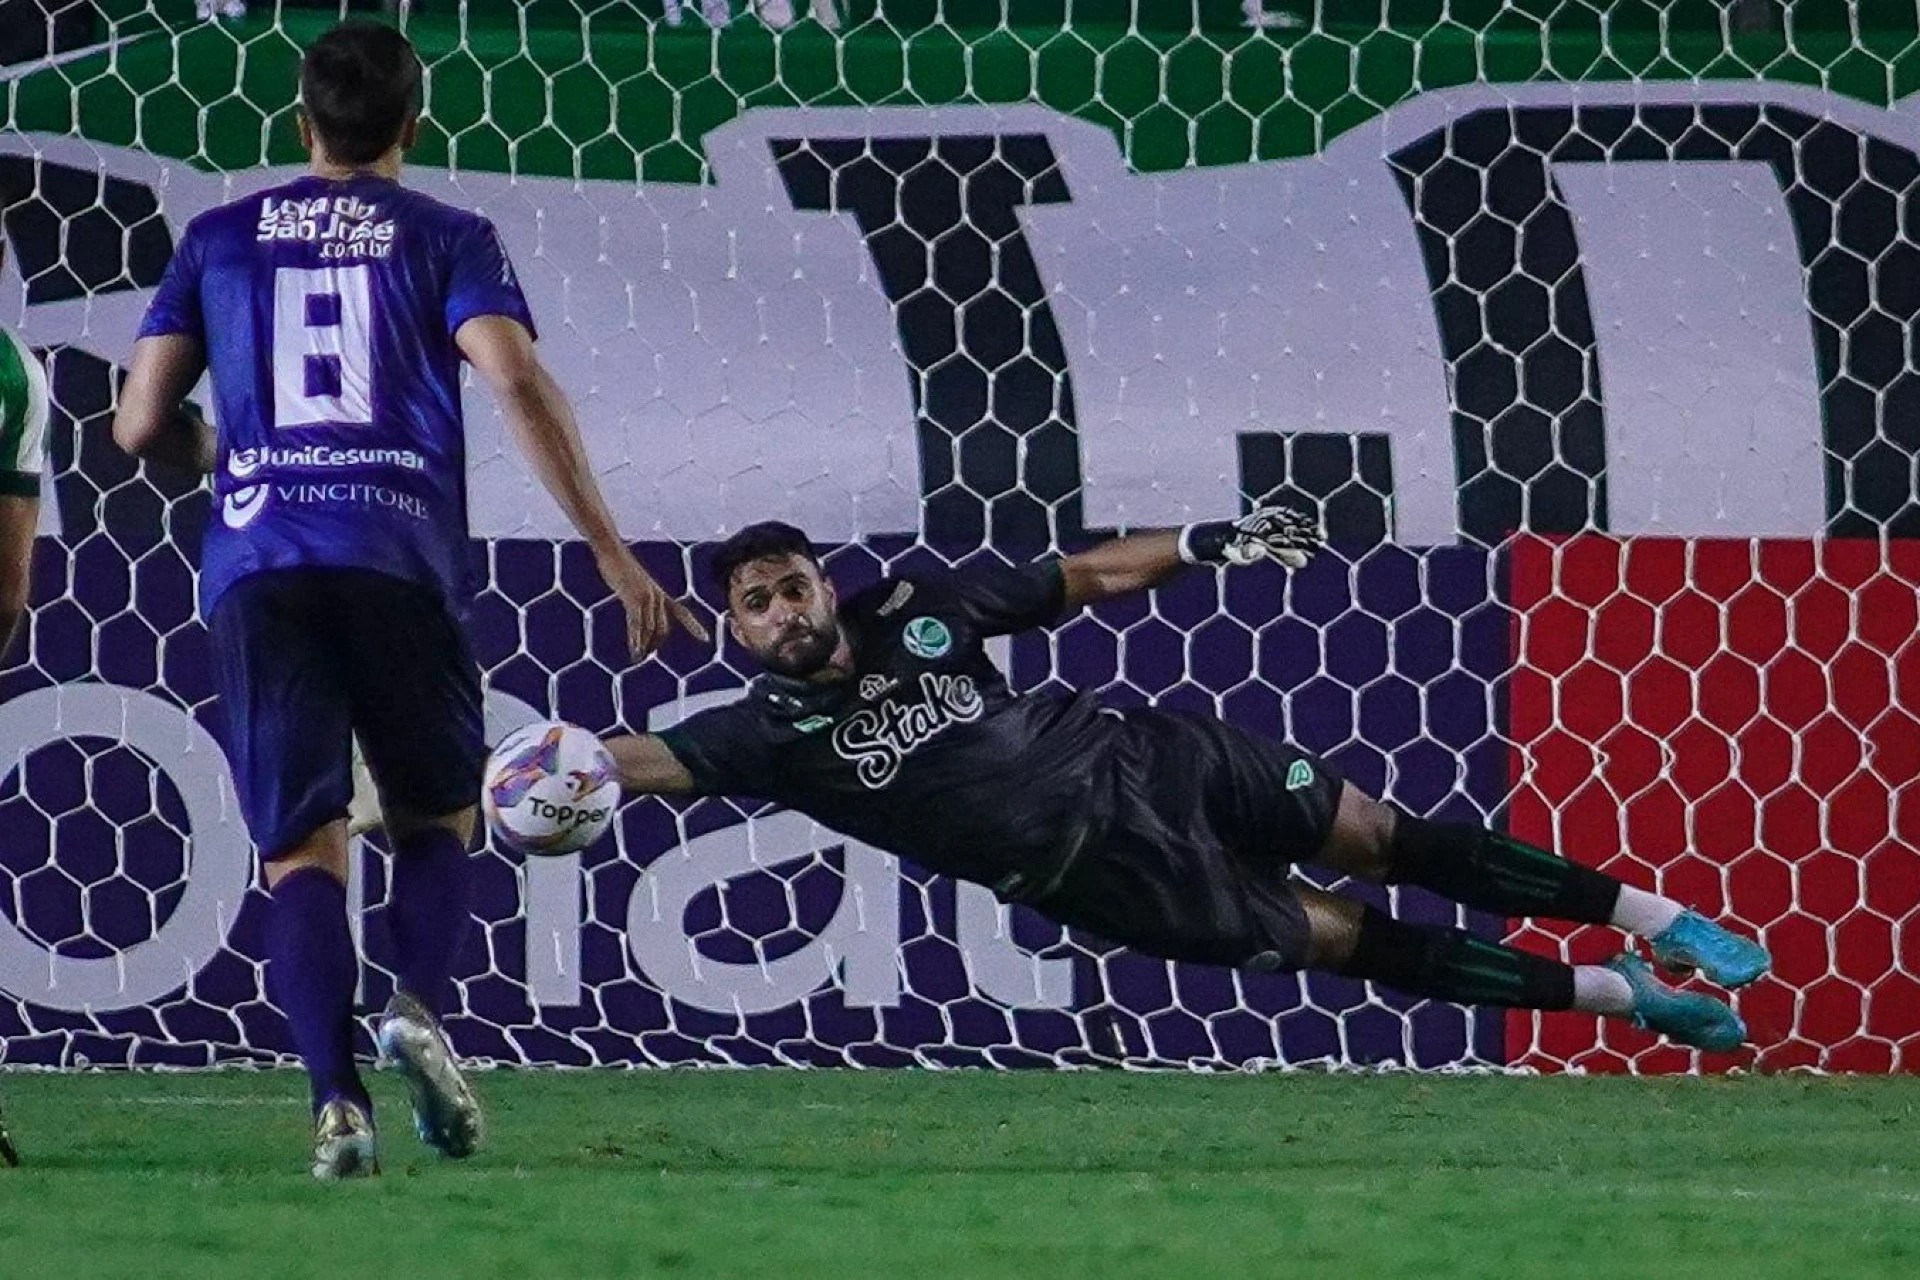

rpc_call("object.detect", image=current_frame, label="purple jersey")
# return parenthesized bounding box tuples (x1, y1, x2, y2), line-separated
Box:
(139, 174, 536, 618)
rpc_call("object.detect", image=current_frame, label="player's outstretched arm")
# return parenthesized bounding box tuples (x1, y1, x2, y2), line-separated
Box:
(456, 315, 708, 659)
(1060, 505, 1324, 609)
(112, 335, 216, 475)
(604, 733, 697, 797)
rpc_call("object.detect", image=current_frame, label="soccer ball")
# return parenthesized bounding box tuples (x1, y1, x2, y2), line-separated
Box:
(481, 720, 621, 856)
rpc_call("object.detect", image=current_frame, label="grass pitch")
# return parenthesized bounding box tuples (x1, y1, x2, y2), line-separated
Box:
(2, 1070, 1916, 1279)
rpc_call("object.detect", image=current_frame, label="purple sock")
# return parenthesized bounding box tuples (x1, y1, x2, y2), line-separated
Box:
(267, 867, 367, 1115)
(387, 826, 473, 1018)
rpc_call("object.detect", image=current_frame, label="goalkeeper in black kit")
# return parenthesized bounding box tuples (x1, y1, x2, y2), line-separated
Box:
(606, 513, 1770, 1051)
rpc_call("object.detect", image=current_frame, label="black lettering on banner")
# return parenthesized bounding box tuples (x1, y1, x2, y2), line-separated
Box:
(0, 159, 202, 598)
(1389, 114, 1610, 547)
(0, 156, 174, 305)
(1238, 433, 1395, 545)
(772, 136, 1084, 552)
(1393, 105, 1920, 539)
(41, 346, 205, 553)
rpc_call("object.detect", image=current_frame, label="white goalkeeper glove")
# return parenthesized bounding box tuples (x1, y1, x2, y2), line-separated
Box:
(1178, 505, 1325, 570)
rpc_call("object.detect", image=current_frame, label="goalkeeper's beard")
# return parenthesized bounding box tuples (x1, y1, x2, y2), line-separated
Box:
(761, 618, 840, 678)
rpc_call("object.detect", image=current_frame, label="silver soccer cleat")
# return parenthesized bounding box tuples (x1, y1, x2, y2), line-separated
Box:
(376, 991, 484, 1159)
(311, 1097, 378, 1180)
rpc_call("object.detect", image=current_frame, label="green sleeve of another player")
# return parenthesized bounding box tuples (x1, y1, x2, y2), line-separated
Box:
(0, 330, 49, 497)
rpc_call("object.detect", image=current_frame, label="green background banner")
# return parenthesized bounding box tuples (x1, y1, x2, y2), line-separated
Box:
(19, 2, 1920, 182)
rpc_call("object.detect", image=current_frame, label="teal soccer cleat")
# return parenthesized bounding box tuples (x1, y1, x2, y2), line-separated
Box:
(1606, 953, 1747, 1053)
(377, 991, 484, 1159)
(1648, 910, 1771, 988)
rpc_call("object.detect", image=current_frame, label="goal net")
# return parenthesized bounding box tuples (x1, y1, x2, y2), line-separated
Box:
(0, 1, 1914, 1074)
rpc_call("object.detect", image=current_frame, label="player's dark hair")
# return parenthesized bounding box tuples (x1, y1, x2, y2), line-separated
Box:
(299, 22, 423, 167)
(711, 522, 819, 597)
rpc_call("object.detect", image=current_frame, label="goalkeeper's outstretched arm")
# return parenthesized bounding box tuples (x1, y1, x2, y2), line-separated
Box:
(605, 733, 697, 797)
(1059, 505, 1324, 610)
(1059, 530, 1185, 609)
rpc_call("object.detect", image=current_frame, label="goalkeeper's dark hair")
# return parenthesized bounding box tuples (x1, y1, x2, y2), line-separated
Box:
(300, 22, 423, 166)
(711, 522, 819, 597)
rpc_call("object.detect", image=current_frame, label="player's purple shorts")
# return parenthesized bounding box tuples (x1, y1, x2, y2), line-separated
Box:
(209, 567, 484, 857)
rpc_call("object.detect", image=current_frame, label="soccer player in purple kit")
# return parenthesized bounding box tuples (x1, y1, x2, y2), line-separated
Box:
(113, 22, 703, 1178)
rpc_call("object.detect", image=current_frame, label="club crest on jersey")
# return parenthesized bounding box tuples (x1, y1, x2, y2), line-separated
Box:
(832, 672, 984, 790)
(901, 616, 953, 660)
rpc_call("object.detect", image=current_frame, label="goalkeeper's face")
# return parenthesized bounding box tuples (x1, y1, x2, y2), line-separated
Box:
(727, 553, 842, 678)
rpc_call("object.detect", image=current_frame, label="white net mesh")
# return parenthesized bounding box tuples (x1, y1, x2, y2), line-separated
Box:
(0, 1, 1915, 1073)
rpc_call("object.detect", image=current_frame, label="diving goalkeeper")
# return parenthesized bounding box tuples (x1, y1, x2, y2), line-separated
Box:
(604, 515, 1769, 1050)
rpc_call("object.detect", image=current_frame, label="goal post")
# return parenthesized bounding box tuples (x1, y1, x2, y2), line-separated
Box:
(0, 2, 1914, 1072)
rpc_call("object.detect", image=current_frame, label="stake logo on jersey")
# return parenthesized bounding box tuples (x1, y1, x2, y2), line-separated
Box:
(831, 671, 985, 790)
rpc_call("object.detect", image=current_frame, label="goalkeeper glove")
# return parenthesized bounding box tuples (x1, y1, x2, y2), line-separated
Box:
(1178, 505, 1325, 570)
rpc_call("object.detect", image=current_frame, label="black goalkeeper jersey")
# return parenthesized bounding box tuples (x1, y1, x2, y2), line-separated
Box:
(657, 561, 1122, 897)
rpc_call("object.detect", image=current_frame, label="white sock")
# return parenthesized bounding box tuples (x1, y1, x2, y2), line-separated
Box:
(1571, 964, 1636, 1017)
(1610, 884, 1685, 938)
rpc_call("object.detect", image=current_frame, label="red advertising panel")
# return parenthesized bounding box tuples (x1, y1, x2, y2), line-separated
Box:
(1507, 536, 1920, 1072)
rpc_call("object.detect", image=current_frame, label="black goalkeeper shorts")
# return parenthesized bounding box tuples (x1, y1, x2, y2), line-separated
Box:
(1032, 708, 1342, 972)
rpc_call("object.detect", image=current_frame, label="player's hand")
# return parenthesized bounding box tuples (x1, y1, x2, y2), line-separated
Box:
(1179, 505, 1325, 570)
(604, 555, 710, 659)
